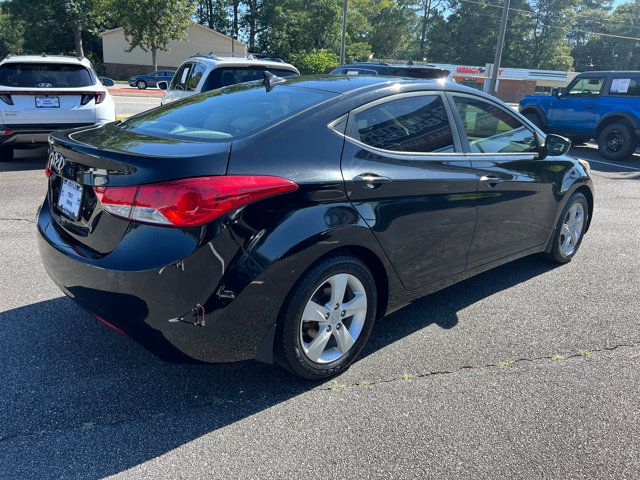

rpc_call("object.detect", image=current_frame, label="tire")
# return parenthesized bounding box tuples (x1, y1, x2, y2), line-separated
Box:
(598, 122, 637, 161)
(136, 80, 147, 90)
(524, 112, 544, 130)
(0, 146, 14, 161)
(276, 255, 378, 380)
(544, 192, 589, 264)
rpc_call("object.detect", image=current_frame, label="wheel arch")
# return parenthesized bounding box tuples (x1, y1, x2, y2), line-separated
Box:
(574, 185, 594, 233)
(596, 112, 640, 136)
(520, 105, 548, 128)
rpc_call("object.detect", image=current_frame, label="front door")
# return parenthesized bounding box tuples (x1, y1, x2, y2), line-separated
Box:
(548, 75, 606, 134)
(449, 93, 559, 267)
(340, 92, 478, 290)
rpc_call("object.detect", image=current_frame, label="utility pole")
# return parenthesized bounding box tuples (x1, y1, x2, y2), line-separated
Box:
(487, 0, 510, 96)
(339, 0, 347, 64)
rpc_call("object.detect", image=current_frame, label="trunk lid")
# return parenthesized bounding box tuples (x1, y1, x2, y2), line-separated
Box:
(47, 123, 231, 255)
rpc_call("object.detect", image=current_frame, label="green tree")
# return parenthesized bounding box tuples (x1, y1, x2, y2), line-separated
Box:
(0, 6, 24, 58)
(111, 0, 196, 70)
(196, 0, 230, 34)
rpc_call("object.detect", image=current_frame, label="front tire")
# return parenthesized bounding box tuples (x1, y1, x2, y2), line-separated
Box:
(598, 122, 637, 161)
(276, 255, 377, 380)
(136, 80, 147, 90)
(0, 146, 14, 161)
(544, 192, 589, 264)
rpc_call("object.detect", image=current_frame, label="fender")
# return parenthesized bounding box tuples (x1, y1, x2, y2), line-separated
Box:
(597, 111, 640, 134)
(520, 105, 549, 129)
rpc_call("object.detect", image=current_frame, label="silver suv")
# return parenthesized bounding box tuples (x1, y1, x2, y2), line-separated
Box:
(160, 54, 299, 104)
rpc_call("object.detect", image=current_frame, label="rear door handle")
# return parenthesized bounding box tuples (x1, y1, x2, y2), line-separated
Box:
(479, 175, 504, 187)
(353, 173, 392, 189)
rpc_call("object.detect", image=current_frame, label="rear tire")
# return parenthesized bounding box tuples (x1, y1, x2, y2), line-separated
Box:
(0, 146, 14, 161)
(543, 192, 589, 264)
(276, 255, 377, 380)
(136, 80, 147, 90)
(598, 122, 637, 161)
(524, 112, 544, 130)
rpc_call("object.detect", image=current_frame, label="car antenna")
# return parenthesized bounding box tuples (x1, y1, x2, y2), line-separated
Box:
(262, 71, 285, 92)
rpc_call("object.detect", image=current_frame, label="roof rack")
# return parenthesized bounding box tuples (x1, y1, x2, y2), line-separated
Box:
(189, 52, 220, 61)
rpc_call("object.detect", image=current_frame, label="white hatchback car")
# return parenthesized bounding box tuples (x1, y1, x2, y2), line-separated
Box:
(0, 54, 115, 160)
(160, 54, 299, 105)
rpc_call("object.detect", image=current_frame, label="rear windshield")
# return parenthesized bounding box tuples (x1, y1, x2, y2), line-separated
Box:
(119, 82, 335, 141)
(0, 63, 93, 88)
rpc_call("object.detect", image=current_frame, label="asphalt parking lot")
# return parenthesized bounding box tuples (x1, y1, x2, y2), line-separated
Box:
(1, 137, 639, 477)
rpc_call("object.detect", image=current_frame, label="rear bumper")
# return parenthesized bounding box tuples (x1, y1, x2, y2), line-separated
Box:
(1, 124, 94, 147)
(36, 198, 285, 363)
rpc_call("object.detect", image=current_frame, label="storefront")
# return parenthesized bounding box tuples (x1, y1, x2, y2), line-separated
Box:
(430, 63, 578, 103)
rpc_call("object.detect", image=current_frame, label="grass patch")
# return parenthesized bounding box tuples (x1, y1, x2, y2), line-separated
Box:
(551, 354, 566, 361)
(400, 373, 415, 380)
(577, 349, 592, 357)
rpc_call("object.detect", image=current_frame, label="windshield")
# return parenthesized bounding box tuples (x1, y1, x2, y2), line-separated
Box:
(120, 82, 336, 141)
(0, 63, 93, 88)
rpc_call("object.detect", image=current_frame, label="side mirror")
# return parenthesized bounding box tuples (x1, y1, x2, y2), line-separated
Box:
(551, 87, 561, 97)
(157, 81, 168, 90)
(99, 77, 115, 87)
(543, 134, 571, 157)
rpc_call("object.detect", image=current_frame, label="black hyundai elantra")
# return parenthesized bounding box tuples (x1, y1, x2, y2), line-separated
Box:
(38, 75, 594, 379)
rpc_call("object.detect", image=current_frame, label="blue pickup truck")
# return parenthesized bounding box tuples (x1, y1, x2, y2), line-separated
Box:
(519, 71, 640, 160)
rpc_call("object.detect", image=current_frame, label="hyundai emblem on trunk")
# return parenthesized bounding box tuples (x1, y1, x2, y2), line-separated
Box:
(50, 152, 66, 172)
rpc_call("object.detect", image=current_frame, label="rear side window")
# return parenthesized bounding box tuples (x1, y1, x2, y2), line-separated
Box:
(0, 63, 93, 88)
(453, 96, 537, 154)
(120, 84, 335, 141)
(609, 77, 640, 96)
(202, 67, 298, 92)
(353, 95, 455, 153)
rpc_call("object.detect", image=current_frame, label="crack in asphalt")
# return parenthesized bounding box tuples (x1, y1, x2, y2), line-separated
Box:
(1, 341, 638, 444)
(0, 217, 35, 224)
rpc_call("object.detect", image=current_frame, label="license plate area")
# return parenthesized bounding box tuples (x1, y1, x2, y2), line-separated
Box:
(35, 96, 60, 108)
(57, 178, 84, 220)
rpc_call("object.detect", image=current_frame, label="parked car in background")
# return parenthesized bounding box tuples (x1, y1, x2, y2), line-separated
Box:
(330, 61, 450, 80)
(128, 70, 175, 90)
(39, 75, 593, 379)
(0, 54, 115, 161)
(520, 70, 640, 160)
(159, 53, 299, 104)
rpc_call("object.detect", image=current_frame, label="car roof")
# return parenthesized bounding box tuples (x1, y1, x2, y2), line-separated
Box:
(579, 70, 640, 76)
(183, 55, 299, 72)
(283, 74, 475, 96)
(0, 54, 93, 68)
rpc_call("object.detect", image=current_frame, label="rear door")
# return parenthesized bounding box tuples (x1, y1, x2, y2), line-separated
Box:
(449, 93, 558, 266)
(0, 62, 97, 125)
(340, 91, 478, 290)
(548, 75, 606, 133)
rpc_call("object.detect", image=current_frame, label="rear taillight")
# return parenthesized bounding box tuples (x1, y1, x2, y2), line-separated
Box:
(80, 92, 106, 105)
(93, 176, 298, 227)
(0, 94, 13, 105)
(45, 160, 52, 177)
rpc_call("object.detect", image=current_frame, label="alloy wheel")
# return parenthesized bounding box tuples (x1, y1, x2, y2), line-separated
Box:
(559, 202, 585, 256)
(605, 130, 624, 152)
(299, 273, 368, 364)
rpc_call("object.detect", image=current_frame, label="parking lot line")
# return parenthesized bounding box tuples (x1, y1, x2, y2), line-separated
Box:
(584, 158, 640, 171)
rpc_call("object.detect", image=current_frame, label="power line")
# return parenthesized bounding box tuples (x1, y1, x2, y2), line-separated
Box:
(456, 0, 640, 41)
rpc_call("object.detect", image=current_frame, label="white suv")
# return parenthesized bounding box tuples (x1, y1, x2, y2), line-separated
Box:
(0, 54, 115, 160)
(160, 54, 299, 105)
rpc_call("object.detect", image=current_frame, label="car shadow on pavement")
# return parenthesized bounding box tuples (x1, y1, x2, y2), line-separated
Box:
(0, 256, 556, 478)
(570, 145, 640, 178)
(1, 148, 47, 171)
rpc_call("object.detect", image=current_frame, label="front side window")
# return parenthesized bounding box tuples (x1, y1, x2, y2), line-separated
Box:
(453, 96, 537, 154)
(0, 63, 93, 88)
(353, 95, 455, 153)
(186, 63, 206, 91)
(565, 77, 605, 97)
(170, 63, 192, 90)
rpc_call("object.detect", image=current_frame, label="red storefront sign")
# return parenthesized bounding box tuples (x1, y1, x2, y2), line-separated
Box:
(455, 66, 503, 76)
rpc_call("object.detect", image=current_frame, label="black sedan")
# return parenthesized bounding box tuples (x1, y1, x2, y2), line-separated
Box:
(38, 75, 594, 379)
(128, 70, 175, 89)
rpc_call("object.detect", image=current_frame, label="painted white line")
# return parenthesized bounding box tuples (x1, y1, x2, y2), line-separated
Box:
(586, 158, 640, 171)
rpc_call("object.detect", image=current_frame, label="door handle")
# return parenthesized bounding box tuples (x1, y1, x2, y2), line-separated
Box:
(353, 173, 392, 189)
(584, 103, 595, 109)
(479, 175, 504, 187)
